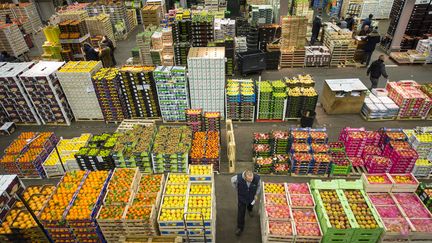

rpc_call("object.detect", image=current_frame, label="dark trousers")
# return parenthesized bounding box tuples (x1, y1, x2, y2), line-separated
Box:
(370, 77, 379, 89)
(237, 201, 253, 230)
(363, 51, 373, 66)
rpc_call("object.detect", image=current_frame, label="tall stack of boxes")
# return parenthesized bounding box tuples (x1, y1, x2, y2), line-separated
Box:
(85, 14, 116, 47)
(137, 26, 157, 65)
(173, 12, 192, 65)
(142, 5, 162, 28)
(323, 23, 356, 67)
(41, 26, 62, 60)
(188, 47, 226, 115)
(58, 20, 89, 61)
(250, 5, 273, 25)
(279, 16, 307, 68)
(0, 22, 29, 57)
(191, 13, 214, 47)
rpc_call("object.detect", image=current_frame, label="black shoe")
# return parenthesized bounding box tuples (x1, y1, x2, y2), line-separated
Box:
(235, 228, 243, 236)
(248, 210, 254, 217)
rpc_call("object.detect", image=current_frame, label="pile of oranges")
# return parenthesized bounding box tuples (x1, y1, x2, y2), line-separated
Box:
(11, 211, 38, 230)
(0, 209, 19, 234)
(105, 168, 136, 205)
(66, 171, 109, 221)
(133, 174, 163, 206)
(40, 171, 86, 221)
(98, 205, 125, 220)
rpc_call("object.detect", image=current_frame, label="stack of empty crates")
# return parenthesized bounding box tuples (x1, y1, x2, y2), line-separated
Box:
(42, 26, 62, 61)
(19, 61, 74, 125)
(56, 61, 104, 121)
(305, 46, 331, 66)
(279, 16, 307, 68)
(323, 23, 356, 67)
(250, 5, 273, 25)
(235, 37, 248, 54)
(188, 47, 225, 116)
(205, 0, 220, 10)
(173, 12, 192, 66)
(151, 30, 163, 65)
(0, 62, 41, 124)
(0, 23, 29, 57)
(137, 26, 157, 65)
(85, 14, 116, 47)
(142, 5, 162, 27)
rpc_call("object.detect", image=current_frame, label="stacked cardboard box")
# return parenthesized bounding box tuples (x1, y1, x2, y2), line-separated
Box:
(191, 13, 214, 47)
(142, 5, 162, 27)
(161, 27, 174, 66)
(19, 61, 73, 125)
(0, 62, 41, 124)
(205, 0, 220, 10)
(85, 14, 116, 47)
(57, 61, 104, 120)
(92, 68, 129, 122)
(119, 66, 161, 118)
(136, 25, 158, 65)
(0, 23, 29, 57)
(279, 16, 307, 68)
(58, 10, 89, 22)
(362, 92, 400, 119)
(188, 47, 225, 115)
(0, 3, 42, 33)
(293, 0, 314, 23)
(214, 18, 235, 41)
(323, 23, 356, 67)
(174, 42, 191, 66)
(305, 46, 331, 67)
(250, 5, 273, 25)
(58, 20, 89, 61)
(154, 66, 189, 121)
(416, 38, 432, 63)
(258, 24, 281, 51)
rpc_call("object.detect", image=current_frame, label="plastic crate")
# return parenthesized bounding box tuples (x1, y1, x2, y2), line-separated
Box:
(310, 179, 339, 190)
(330, 164, 351, 175)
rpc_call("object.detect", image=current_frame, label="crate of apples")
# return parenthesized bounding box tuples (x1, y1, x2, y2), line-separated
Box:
(267, 220, 294, 238)
(362, 174, 392, 192)
(344, 190, 381, 231)
(265, 205, 291, 220)
(265, 194, 288, 206)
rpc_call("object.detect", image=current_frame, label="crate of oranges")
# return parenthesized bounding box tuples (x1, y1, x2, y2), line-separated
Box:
(103, 168, 140, 205)
(10, 210, 48, 242)
(0, 208, 20, 242)
(96, 204, 127, 242)
(66, 170, 112, 242)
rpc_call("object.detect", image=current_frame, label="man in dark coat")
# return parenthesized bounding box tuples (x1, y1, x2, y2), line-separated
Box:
(231, 170, 261, 236)
(346, 14, 355, 31)
(101, 35, 117, 66)
(367, 55, 388, 89)
(362, 28, 381, 66)
(82, 43, 99, 61)
(310, 15, 322, 45)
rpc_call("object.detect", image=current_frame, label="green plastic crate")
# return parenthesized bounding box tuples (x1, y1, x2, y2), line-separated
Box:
(338, 179, 363, 190)
(310, 179, 340, 189)
(330, 164, 352, 176)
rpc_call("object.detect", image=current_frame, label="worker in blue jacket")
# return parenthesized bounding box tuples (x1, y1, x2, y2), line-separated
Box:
(231, 170, 261, 236)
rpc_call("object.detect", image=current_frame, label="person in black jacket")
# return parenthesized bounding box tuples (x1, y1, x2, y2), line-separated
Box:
(362, 28, 381, 66)
(345, 14, 355, 31)
(310, 15, 322, 45)
(101, 35, 117, 66)
(367, 55, 388, 89)
(231, 170, 261, 236)
(82, 43, 99, 61)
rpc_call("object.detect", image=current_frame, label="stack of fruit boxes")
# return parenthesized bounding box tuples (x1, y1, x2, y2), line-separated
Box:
(19, 61, 73, 125)
(158, 171, 216, 243)
(0, 62, 41, 124)
(96, 168, 140, 243)
(56, 61, 104, 120)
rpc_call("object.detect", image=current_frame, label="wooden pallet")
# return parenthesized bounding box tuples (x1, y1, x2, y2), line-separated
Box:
(289, 173, 329, 178)
(75, 118, 105, 122)
(226, 119, 236, 173)
(360, 113, 396, 122)
(119, 236, 182, 243)
(396, 116, 425, 121)
(116, 119, 157, 133)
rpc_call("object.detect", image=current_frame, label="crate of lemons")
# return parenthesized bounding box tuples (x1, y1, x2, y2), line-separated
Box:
(42, 133, 91, 177)
(158, 168, 214, 226)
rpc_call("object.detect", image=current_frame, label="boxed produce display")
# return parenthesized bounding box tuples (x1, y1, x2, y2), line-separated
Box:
(361, 92, 399, 120)
(0, 132, 58, 178)
(386, 81, 432, 119)
(257, 80, 286, 120)
(119, 66, 161, 118)
(260, 182, 322, 243)
(112, 124, 156, 172)
(158, 172, 216, 243)
(406, 128, 432, 177)
(190, 131, 220, 171)
(329, 142, 352, 176)
(92, 68, 129, 122)
(361, 173, 393, 192)
(151, 126, 192, 173)
(204, 112, 221, 131)
(388, 173, 419, 192)
(154, 66, 189, 122)
(56, 61, 104, 120)
(285, 75, 318, 119)
(0, 175, 25, 221)
(39, 171, 87, 242)
(43, 133, 91, 177)
(226, 79, 256, 121)
(74, 133, 118, 171)
(186, 108, 203, 132)
(0, 62, 41, 125)
(417, 182, 432, 212)
(19, 61, 73, 125)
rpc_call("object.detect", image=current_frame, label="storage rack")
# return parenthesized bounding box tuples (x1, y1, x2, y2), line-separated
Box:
(187, 47, 226, 116)
(0, 62, 41, 125)
(154, 66, 190, 122)
(56, 61, 104, 120)
(92, 68, 129, 122)
(19, 61, 73, 125)
(119, 66, 161, 118)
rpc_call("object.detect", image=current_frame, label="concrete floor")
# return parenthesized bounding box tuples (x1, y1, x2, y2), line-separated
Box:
(5, 21, 432, 243)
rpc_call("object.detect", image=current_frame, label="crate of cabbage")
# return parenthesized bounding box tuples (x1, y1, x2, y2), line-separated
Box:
(74, 133, 117, 171)
(112, 125, 157, 173)
(151, 126, 192, 173)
